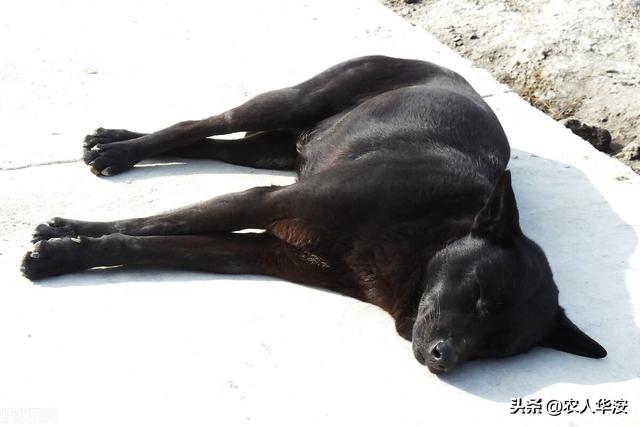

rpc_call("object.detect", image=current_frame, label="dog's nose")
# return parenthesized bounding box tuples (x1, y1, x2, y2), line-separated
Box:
(427, 340, 455, 373)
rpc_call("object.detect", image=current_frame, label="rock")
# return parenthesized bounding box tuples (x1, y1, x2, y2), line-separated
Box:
(615, 140, 640, 173)
(563, 118, 612, 153)
(616, 140, 640, 162)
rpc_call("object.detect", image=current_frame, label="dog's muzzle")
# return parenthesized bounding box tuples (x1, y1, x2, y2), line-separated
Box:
(413, 338, 460, 374)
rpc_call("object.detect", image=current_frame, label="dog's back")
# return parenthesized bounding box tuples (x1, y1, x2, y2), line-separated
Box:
(296, 60, 510, 185)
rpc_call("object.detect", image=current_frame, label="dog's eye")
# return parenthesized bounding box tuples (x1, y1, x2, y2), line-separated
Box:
(476, 298, 507, 316)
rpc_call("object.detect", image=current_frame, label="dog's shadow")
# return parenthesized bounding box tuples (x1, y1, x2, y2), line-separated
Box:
(35, 149, 639, 402)
(107, 157, 296, 182)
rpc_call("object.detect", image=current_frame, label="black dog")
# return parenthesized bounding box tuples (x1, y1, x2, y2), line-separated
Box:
(21, 56, 606, 373)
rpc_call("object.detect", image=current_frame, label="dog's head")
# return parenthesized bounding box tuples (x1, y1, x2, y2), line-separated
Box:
(412, 171, 606, 374)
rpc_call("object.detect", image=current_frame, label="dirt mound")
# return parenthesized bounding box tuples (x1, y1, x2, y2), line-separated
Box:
(382, 0, 640, 172)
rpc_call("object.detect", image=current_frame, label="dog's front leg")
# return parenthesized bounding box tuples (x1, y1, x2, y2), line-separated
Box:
(21, 232, 350, 294)
(22, 233, 282, 279)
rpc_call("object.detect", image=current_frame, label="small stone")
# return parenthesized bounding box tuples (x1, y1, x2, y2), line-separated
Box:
(616, 140, 640, 162)
(563, 118, 612, 153)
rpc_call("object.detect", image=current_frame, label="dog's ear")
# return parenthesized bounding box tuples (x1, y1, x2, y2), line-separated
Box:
(540, 308, 607, 358)
(472, 170, 522, 241)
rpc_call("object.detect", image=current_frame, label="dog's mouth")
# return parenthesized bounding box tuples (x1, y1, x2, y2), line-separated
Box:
(426, 362, 448, 374)
(413, 345, 453, 374)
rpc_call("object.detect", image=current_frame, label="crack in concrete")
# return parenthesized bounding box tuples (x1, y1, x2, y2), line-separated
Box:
(0, 158, 81, 172)
(482, 89, 513, 98)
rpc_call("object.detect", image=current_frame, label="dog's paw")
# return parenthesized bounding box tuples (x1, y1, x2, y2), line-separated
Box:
(21, 237, 84, 280)
(83, 128, 146, 176)
(83, 127, 145, 150)
(31, 217, 108, 243)
(83, 141, 140, 176)
(31, 218, 77, 243)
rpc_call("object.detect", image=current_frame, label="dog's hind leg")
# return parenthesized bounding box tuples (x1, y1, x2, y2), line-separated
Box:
(84, 129, 298, 171)
(21, 232, 357, 296)
(31, 184, 288, 242)
(83, 55, 441, 176)
(164, 130, 298, 170)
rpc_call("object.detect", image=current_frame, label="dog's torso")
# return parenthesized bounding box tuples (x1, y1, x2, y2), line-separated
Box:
(296, 83, 509, 180)
(268, 68, 510, 333)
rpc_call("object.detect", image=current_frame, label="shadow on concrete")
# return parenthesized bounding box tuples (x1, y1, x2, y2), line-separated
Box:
(34, 148, 638, 402)
(33, 266, 273, 288)
(104, 157, 296, 183)
(439, 149, 638, 401)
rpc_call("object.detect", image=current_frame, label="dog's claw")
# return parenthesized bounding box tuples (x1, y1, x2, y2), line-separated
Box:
(83, 149, 99, 164)
(31, 218, 78, 243)
(47, 217, 62, 226)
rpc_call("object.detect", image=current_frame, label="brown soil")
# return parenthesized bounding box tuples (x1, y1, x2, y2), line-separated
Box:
(382, 0, 640, 172)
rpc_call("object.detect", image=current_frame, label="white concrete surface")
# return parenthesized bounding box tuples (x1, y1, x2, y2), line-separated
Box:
(1, 1, 638, 426)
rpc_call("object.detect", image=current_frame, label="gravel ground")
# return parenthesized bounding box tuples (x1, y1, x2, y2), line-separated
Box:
(381, 0, 640, 172)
